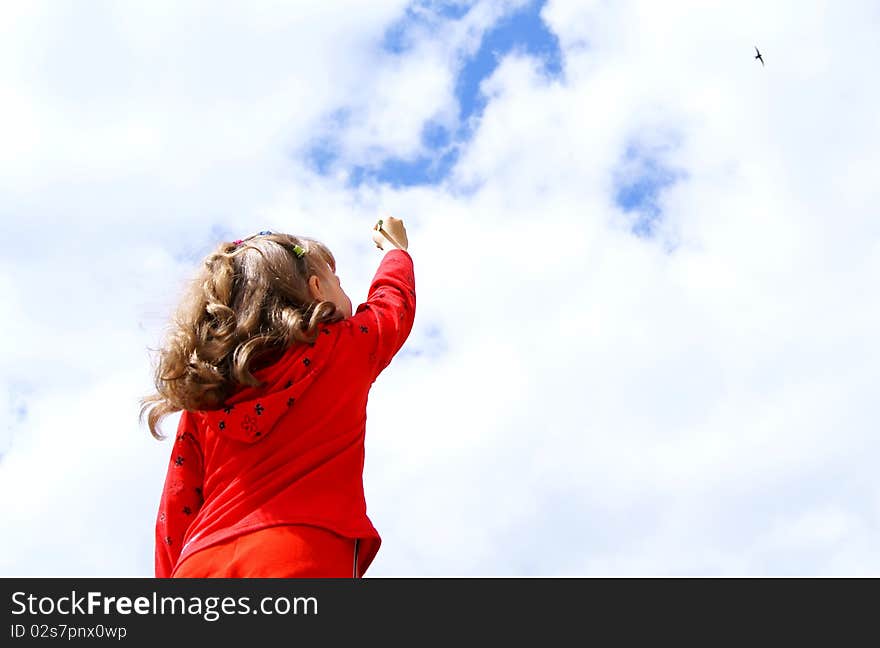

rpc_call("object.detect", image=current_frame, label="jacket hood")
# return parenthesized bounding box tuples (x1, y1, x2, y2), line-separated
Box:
(196, 327, 338, 443)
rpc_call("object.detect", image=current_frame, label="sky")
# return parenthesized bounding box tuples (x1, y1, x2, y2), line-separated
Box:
(1, 0, 879, 576)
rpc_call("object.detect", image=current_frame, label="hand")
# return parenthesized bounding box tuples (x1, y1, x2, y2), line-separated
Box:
(372, 216, 409, 251)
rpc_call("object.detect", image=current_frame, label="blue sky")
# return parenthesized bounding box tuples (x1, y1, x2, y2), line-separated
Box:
(309, 0, 678, 239)
(310, 0, 564, 189)
(614, 142, 684, 239)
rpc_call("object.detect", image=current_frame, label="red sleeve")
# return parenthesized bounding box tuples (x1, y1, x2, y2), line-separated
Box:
(154, 411, 205, 578)
(349, 249, 416, 381)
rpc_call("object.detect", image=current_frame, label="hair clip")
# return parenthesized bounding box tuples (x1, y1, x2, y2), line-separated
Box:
(232, 231, 273, 249)
(292, 244, 306, 258)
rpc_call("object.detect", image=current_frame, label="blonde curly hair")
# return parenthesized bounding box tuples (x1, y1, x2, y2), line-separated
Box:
(140, 232, 343, 439)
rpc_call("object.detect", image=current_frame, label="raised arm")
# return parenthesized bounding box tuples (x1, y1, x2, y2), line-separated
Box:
(351, 247, 416, 380)
(338, 216, 416, 381)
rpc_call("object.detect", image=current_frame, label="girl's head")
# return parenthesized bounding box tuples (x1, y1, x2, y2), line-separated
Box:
(141, 231, 351, 439)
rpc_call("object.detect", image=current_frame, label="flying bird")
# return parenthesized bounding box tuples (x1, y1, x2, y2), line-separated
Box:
(754, 46, 764, 66)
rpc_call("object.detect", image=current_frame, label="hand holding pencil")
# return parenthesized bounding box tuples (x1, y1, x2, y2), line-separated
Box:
(372, 216, 409, 252)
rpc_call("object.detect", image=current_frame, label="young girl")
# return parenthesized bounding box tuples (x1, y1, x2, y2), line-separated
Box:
(141, 217, 414, 578)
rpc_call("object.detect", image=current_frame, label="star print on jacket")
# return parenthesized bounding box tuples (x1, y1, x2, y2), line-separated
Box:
(155, 249, 416, 578)
(154, 422, 204, 563)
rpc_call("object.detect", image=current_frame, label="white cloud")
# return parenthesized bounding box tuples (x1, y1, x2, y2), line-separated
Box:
(1, 0, 878, 577)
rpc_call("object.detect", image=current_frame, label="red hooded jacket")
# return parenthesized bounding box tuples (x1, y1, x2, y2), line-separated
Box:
(154, 249, 415, 578)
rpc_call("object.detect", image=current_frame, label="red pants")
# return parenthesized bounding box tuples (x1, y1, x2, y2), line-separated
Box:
(172, 524, 358, 578)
